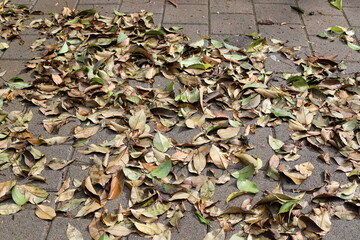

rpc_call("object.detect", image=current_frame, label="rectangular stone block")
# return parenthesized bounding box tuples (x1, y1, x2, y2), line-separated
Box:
(33, 0, 77, 12)
(254, 3, 301, 24)
(0, 59, 34, 82)
(310, 36, 360, 61)
(298, 0, 343, 15)
(47, 217, 92, 240)
(210, 34, 254, 49)
(210, 0, 253, 14)
(79, 0, 121, 4)
(343, 0, 360, 7)
(303, 15, 349, 35)
(120, 0, 165, 13)
(164, 24, 208, 41)
(259, 24, 309, 47)
(173, 0, 208, 4)
(77, 4, 120, 16)
(344, 8, 360, 27)
(211, 13, 256, 35)
(254, 0, 295, 3)
(163, 4, 208, 24)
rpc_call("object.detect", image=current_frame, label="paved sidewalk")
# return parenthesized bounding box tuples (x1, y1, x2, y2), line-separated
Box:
(0, 0, 360, 239)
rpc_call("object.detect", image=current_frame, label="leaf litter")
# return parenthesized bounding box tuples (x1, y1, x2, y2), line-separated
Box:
(0, 1, 360, 239)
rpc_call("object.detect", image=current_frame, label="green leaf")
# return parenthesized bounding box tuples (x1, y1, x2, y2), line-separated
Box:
(57, 198, 86, 212)
(7, 77, 31, 89)
(149, 160, 172, 178)
(347, 42, 360, 51)
(168, 26, 183, 31)
(248, 38, 264, 52)
(279, 200, 297, 214)
(195, 210, 211, 226)
(179, 56, 202, 67)
(145, 29, 166, 36)
(329, 26, 345, 34)
(226, 191, 245, 204)
(317, 32, 331, 39)
(153, 132, 170, 152)
(268, 136, 284, 150)
(58, 42, 69, 54)
(12, 186, 27, 206)
(117, 32, 128, 44)
(98, 233, 110, 240)
(223, 54, 247, 61)
(271, 108, 296, 120)
(90, 77, 104, 85)
(236, 179, 259, 194)
(243, 82, 268, 90)
(211, 39, 223, 48)
(231, 165, 255, 180)
(291, 6, 305, 14)
(223, 42, 240, 50)
(0, 204, 23, 215)
(187, 63, 212, 70)
(229, 119, 242, 127)
(0, 42, 9, 50)
(330, 0, 342, 10)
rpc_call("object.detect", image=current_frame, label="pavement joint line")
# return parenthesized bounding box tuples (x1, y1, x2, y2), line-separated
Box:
(251, 0, 260, 34)
(295, 0, 314, 55)
(210, 12, 254, 15)
(160, 0, 166, 26)
(207, 0, 211, 46)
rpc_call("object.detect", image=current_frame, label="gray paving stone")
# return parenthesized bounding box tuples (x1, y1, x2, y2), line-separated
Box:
(9, 0, 36, 7)
(0, 208, 50, 240)
(324, 217, 360, 240)
(171, 210, 208, 240)
(120, 0, 165, 13)
(254, 4, 301, 24)
(273, 123, 291, 142)
(303, 15, 349, 35)
(79, 0, 121, 4)
(210, 0, 253, 14)
(166, 125, 201, 145)
(77, 4, 120, 16)
(212, 177, 245, 210)
(342, 0, 360, 7)
(172, 0, 207, 4)
(211, 13, 256, 35)
(341, 61, 360, 75)
(164, 4, 208, 24)
(310, 36, 360, 62)
(210, 34, 254, 49)
(259, 24, 309, 47)
(298, 0, 343, 15)
(47, 217, 92, 240)
(247, 127, 274, 162)
(344, 7, 360, 27)
(254, 0, 295, 3)
(1, 35, 50, 60)
(32, 0, 77, 12)
(164, 24, 208, 41)
(0, 59, 34, 82)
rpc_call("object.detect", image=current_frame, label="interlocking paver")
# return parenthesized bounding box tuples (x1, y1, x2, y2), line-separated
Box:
(172, 0, 207, 4)
(78, 0, 121, 4)
(210, 0, 253, 14)
(120, 0, 165, 13)
(0, 208, 50, 240)
(164, 4, 208, 24)
(259, 24, 309, 47)
(211, 13, 255, 35)
(77, 4, 120, 16)
(342, 0, 360, 7)
(210, 34, 254, 49)
(33, 0, 77, 12)
(0, 59, 33, 81)
(253, 0, 295, 3)
(47, 217, 92, 240)
(310, 36, 360, 61)
(254, 3, 301, 24)
(164, 23, 208, 41)
(344, 7, 360, 27)
(298, 0, 343, 15)
(303, 14, 349, 35)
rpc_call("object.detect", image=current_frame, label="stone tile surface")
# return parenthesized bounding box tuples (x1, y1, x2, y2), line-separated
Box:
(47, 217, 92, 240)
(211, 13, 256, 35)
(344, 7, 360, 27)
(164, 4, 208, 24)
(303, 15, 349, 35)
(254, 3, 301, 24)
(298, 0, 343, 15)
(210, 0, 253, 14)
(33, 0, 78, 12)
(259, 24, 309, 47)
(77, 4, 120, 16)
(120, 0, 165, 13)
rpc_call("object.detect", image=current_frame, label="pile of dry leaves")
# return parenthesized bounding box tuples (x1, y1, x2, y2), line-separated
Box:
(0, 1, 359, 239)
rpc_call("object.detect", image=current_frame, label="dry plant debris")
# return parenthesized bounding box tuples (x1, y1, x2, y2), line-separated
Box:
(1, 1, 360, 239)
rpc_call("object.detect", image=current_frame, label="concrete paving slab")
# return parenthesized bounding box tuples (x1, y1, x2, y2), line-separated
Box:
(259, 24, 309, 47)
(166, 125, 201, 145)
(0, 208, 50, 240)
(0, 59, 34, 81)
(298, 0, 343, 16)
(170, 209, 208, 240)
(310, 36, 360, 62)
(164, 4, 208, 24)
(254, 3, 301, 24)
(210, 0, 253, 14)
(303, 14, 349, 35)
(163, 24, 208, 41)
(79, 0, 121, 4)
(264, 51, 304, 73)
(344, 7, 360, 27)
(32, 0, 78, 12)
(77, 4, 120, 16)
(2, 35, 57, 60)
(210, 34, 254, 49)
(120, 0, 165, 13)
(253, 0, 295, 3)
(210, 13, 256, 35)
(47, 217, 92, 240)
(247, 127, 274, 162)
(173, 0, 208, 4)
(10, 0, 37, 7)
(342, 0, 360, 7)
